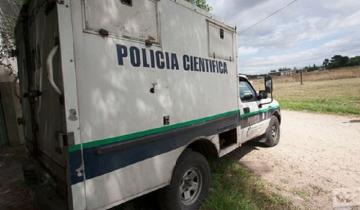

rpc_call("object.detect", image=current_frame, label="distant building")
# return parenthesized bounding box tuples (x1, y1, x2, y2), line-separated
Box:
(280, 70, 295, 76)
(269, 71, 281, 76)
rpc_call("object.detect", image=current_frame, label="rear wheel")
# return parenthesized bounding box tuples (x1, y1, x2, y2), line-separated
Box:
(264, 116, 280, 147)
(160, 149, 210, 210)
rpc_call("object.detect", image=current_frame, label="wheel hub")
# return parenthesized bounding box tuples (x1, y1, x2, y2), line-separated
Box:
(271, 125, 277, 138)
(179, 167, 202, 205)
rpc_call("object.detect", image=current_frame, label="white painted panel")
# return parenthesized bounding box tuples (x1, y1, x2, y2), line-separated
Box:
(250, 118, 270, 138)
(57, 0, 86, 209)
(242, 101, 260, 140)
(71, 182, 87, 210)
(72, 0, 238, 142)
(83, 0, 159, 42)
(84, 147, 185, 210)
(68, 0, 238, 208)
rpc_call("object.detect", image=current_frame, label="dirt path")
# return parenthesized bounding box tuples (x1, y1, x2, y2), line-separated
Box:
(235, 110, 360, 209)
(0, 147, 33, 210)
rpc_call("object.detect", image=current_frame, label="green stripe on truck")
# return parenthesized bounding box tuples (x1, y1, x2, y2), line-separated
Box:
(69, 109, 239, 152)
(69, 105, 278, 153)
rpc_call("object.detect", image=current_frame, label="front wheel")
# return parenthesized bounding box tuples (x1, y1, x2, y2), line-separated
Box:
(264, 116, 280, 147)
(160, 149, 210, 210)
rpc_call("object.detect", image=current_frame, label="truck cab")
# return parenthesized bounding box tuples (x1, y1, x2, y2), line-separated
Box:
(238, 75, 281, 147)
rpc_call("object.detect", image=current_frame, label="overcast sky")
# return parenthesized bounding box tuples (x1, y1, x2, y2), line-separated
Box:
(207, 0, 360, 74)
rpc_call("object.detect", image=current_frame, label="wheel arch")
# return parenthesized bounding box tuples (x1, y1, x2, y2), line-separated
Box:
(185, 138, 219, 160)
(173, 138, 219, 169)
(273, 110, 281, 124)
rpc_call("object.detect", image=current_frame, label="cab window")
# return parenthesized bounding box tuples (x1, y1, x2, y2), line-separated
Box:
(239, 80, 256, 102)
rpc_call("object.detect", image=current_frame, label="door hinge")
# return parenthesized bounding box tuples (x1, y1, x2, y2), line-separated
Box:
(55, 132, 75, 154)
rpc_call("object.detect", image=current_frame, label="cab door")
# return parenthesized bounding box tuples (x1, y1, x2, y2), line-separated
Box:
(239, 77, 261, 142)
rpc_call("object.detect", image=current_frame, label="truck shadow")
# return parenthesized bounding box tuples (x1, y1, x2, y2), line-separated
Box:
(229, 140, 262, 160)
(111, 190, 160, 210)
(342, 119, 360, 124)
(112, 140, 262, 210)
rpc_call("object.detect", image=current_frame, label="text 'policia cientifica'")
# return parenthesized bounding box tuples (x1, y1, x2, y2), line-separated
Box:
(117, 44, 228, 74)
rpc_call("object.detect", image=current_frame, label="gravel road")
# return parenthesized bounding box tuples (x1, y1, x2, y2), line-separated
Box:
(236, 110, 360, 209)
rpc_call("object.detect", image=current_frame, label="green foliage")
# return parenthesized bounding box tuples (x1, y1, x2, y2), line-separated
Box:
(304, 64, 320, 72)
(0, 0, 24, 73)
(322, 59, 329, 68)
(323, 55, 360, 69)
(201, 158, 294, 210)
(329, 55, 349, 68)
(349, 56, 360, 66)
(274, 77, 360, 115)
(279, 98, 360, 115)
(185, 0, 212, 11)
(272, 54, 360, 74)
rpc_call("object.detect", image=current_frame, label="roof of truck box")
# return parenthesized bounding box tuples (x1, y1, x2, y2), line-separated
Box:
(173, 0, 237, 32)
(18, 0, 236, 33)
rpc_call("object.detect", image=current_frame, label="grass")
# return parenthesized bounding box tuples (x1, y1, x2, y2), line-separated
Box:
(279, 98, 360, 115)
(201, 157, 295, 210)
(251, 67, 360, 115)
(274, 78, 360, 115)
(115, 157, 294, 210)
(272, 67, 360, 83)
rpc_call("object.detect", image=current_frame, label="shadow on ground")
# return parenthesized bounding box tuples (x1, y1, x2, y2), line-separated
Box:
(112, 140, 262, 210)
(0, 142, 263, 210)
(0, 146, 34, 210)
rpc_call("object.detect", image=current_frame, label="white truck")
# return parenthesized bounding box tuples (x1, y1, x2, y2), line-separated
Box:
(15, 0, 281, 209)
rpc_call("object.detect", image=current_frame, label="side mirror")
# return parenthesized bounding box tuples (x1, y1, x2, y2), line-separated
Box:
(258, 90, 268, 99)
(265, 75, 273, 94)
(259, 75, 273, 106)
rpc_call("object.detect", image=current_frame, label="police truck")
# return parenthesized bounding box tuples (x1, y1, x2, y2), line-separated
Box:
(15, 0, 281, 209)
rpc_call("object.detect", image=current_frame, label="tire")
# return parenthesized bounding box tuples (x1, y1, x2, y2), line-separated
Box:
(264, 116, 280, 147)
(160, 149, 210, 210)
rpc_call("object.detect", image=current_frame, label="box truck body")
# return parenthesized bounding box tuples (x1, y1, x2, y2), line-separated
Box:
(15, 0, 280, 209)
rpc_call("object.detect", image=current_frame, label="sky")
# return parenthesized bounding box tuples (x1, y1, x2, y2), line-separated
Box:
(207, 0, 360, 74)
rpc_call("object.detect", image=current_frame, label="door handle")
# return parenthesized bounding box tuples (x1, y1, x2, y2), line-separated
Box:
(46, 45, 62, 95)
(243, 107, 250, 113)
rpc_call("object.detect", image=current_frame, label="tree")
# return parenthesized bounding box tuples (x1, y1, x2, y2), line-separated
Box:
(0, 0, 23, 75)
(348, 56, 360, 66)
(328, 55, 349, 68)
(322, 58, 329, 68)
(185, 0, 212, 11)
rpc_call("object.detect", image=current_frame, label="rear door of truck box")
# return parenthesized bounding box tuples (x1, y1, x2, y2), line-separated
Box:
(16, 1, 83, 208)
